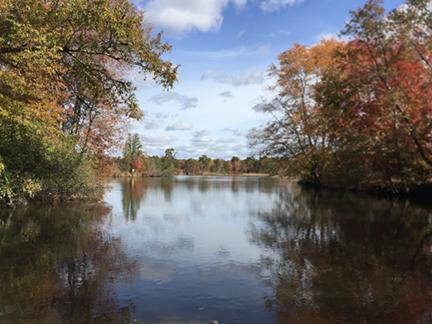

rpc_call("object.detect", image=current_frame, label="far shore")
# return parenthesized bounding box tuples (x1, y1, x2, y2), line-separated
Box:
(110, 172, 272, 178)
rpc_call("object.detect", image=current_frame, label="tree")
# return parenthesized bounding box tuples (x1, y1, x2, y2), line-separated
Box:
(249, 39, 344, 185)
(230, 156, 242, 174)
(211, 159, 226, 174)
(131, 159, 143, 173)
(242, 157, 260, 173)
(0, 0, 177, 204)
(198, 155, 212, 173)
(0, 0, 177, 156)
(161, 148, 178, 176)
(316, 0, 432, 190)
(184, 159, 201, 175)
(122, 133, 144, 173)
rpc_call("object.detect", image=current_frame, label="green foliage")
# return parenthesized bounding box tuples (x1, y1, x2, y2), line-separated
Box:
(0, 158, 41, 204)
(198, 155, 212, 172)
(122, 133, 144, 173)
(0, 0, 177, 205)
(184, 159, 201, 175)
(0, 120, 100, 205)
(161, 148, 178, 176)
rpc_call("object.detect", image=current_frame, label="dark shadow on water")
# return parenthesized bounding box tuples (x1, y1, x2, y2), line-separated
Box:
(0, 204, 137, 323)
(248, 185, 432, 323)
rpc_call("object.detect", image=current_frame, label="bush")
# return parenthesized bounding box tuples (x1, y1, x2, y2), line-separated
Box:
(0, 121, 101, 205)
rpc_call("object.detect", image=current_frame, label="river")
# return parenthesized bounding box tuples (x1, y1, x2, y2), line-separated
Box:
(1, 176, 432, 323)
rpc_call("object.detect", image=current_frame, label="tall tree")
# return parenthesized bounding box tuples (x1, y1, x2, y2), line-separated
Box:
(122, 133, 143, 173)
(161, 148, 177, 176)
(198, 155, 212, 173)
(250, 39, 345, 185)
(317, 0, 432, 190)
(0, 0, 177, 203)
(0, 0, 177, 155)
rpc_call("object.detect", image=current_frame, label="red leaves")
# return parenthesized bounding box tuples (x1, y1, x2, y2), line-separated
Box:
(131, 159, 143, 172)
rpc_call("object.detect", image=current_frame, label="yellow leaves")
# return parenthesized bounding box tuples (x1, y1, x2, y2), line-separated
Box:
(279, 40, 345, 81)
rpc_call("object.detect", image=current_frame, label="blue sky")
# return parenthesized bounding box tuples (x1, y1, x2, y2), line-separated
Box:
(129, 0, 404, 159)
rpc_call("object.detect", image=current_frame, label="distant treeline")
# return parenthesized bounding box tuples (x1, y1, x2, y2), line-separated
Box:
(104, 134, 284, 177)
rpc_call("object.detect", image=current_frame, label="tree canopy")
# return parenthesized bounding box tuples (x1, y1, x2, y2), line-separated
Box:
(0, 0, 177, 204)
(251, 0, 432, 193)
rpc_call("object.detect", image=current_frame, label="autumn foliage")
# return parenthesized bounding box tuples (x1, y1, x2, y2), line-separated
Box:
(0, 0, 177, 204)
(131, 159, 144, 172)
(252, 0, 432, 194)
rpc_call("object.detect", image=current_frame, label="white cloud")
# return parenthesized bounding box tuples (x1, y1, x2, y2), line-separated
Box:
(155, 112, 170, 120)
(185, 129, 249, 158)
(192, 130, 213, 147)
(260, 0, 303, 13)
(166, 121, 193, 131)
(145, 0, 246, 35)
(262, 29, 291, 38)
(219, 91, 233, 98)
(233, 0, 247, 7)
(144, 0, 304, 36)
(144, 119, 162, 130)
(201, 70, 264, 86)
(219, 137, 239, 143)
(148, 92, 198, 110)
(224, 128, 243, 136)
(314, 32, 351, 43)
(141, 133, 178, 146)
(316, 32, 338, 41)
(178, 44, 270, 59)
(236, 29, 247, 39)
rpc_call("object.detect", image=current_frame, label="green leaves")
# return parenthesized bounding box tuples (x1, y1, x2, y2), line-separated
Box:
(1, 0, 178, 156)
(0, 0, 178, 205)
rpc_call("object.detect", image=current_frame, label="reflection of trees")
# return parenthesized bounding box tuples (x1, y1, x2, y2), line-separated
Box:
(159, 178, 174, 201)
(249, 187, 432, 323)
(121, 178, 147, 221)
(0, 204, 137, 323)
(173, 176, 280, 194)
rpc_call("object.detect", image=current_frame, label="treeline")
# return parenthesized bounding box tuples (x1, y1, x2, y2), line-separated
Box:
(250, 0, 432, 195)
(108, 134, 284, 177)
(0, 0, 176, 205)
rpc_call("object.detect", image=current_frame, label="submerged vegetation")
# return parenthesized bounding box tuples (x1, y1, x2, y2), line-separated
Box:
(250, 0, 432, 195)
(0, 0, 177, 205)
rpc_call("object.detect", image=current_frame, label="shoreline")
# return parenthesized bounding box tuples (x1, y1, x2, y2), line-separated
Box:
(3, 174, 432, 208)
(298, 180, 432, 204)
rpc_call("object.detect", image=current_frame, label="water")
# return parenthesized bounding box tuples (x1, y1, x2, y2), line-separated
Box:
(1, 176, 432, 323)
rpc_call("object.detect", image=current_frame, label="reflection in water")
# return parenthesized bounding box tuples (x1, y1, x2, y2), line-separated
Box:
(0, 204, 136, 323)
(1, 177, 432, 323)
(121, 178, 146, 221)
(249, 186, 432, 323)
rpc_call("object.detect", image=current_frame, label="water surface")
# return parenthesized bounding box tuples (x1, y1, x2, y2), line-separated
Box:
(1, 176, 432, 323)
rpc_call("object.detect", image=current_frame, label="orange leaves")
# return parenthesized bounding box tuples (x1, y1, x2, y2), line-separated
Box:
(275, 39, 345, 101)
(257, 1, 432, 189)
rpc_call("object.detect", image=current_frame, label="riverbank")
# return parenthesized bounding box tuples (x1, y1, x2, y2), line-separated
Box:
(299, 179, 432, 203)
(111, 172, 271, 178)
(4, 172, 432, 208)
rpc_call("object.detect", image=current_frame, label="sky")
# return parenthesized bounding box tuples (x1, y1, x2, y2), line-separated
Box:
(129, 0, 404, 159)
